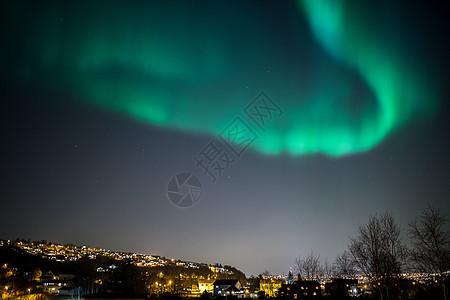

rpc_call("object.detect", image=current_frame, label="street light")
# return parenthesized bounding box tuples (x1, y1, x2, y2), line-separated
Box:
(28, 288, 31, 294)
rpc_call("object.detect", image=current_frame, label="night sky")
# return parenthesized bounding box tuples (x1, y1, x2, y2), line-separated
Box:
(2, 0, 450, 276)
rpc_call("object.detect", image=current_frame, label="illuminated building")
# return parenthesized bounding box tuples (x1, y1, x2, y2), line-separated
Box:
(214, 279, 243, 297)
(198, 279, 215, 293)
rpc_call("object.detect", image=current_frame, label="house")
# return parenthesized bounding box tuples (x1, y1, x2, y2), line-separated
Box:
(278, 280, 321, 299)
(198, 279, 215, 293)
(325, 278, 359, 298)
(214, 279, 243, 297)
(40, 270, 57, 281)
(260, 278, 282, 297)
(38, 278, 78, 295)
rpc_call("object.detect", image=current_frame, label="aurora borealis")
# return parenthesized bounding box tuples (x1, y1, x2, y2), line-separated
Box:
(2, 0, 449, 276)
(3, 0, 440, 156)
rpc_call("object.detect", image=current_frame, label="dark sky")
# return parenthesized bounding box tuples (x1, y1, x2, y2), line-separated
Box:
(1, 0, 450, 275)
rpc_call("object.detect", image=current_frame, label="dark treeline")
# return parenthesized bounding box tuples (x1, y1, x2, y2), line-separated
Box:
(0, 206, 449, 300)
(293, 206, 450, 300)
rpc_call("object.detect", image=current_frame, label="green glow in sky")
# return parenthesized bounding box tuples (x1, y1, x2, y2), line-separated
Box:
(297, 0, 437, 155)
(5, 1, 437, 157)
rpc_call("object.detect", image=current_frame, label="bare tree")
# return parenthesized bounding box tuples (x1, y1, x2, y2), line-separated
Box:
(260, 269, 271, 278)
(348, 211, 406, 300)
(323, 258, 332, 278)
(409, 206, 450, 300)
(333, 251, 356, 278)
(295, 252, 322, 280)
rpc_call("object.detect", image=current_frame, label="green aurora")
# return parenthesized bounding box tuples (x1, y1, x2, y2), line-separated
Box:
(3, 0, 439, 157)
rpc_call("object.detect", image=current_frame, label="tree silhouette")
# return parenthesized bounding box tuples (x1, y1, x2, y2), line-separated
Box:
(333, 251, 356, 278)
(409, 206, 450, 300)
(294, 252, 322, 280)
(348, 211, 406, 300)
